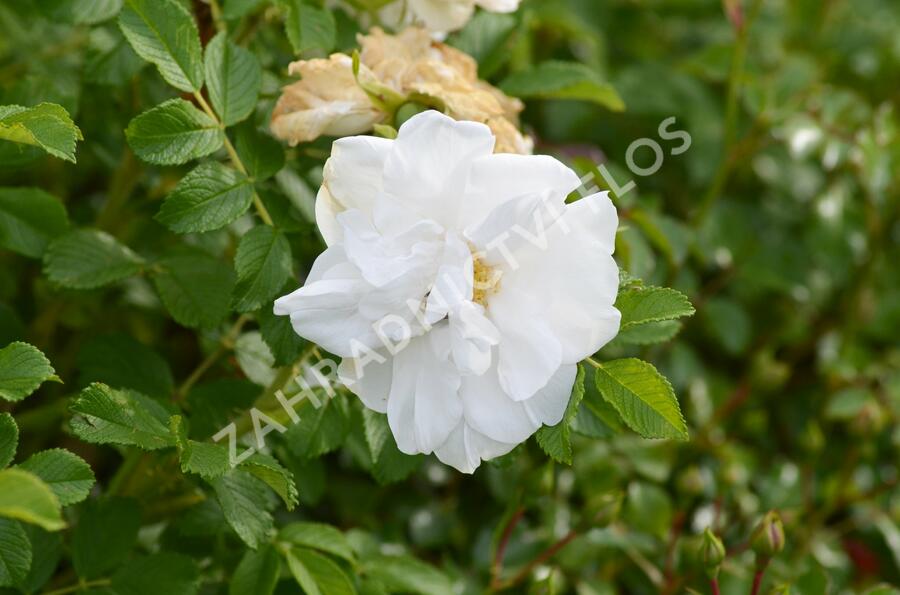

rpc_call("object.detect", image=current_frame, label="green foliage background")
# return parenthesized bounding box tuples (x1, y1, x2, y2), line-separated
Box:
(0, 0, 898, 593)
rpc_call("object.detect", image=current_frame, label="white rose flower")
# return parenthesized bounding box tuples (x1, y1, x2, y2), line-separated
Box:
(275, 110, 620, 473)
(406, 0, 520, 32)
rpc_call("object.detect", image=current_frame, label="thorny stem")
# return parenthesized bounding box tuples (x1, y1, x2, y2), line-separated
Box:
(192, 91, 274, 226)
(175, 314, 251, 401)
(41, 578, 111, 595)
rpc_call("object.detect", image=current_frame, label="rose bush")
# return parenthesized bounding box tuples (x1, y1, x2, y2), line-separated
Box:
(0, 0, 898, 594)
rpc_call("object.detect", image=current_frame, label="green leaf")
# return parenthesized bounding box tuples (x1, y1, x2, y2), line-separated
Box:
(258, 299, 305, 367)
(18, 524, 61, 594)
(234, 331, 277, 386)
(43, 229, 144, 289)
(235, 124, 284, 181)
(69, 383, 175, 450)
(0, 518, 31, 588)
(242, 452, 298, 510)
(536, 364, 586, 465)
(285, 547, 355, 595)
(280, 522, 354, 563)
(72, 497, 141, 579)
(360, 408, 421, 485)
(118, 0, 204, 92)
(0, 103, 82, 162)
(232, 226, 293, 313)
(615, 286, 695, 330)
(186, 379, 258, 439)
(0, 414, 17, 469)
(284, 396, 349, 460)
(171, 415, 231, 480)
(223, 0, 265, 20)
(125, 98, 223, 165)
(615, 320, 682, 346)
(632, 210, 690, 267)
(447, 11, 517, 78)
(85, 26, 144, 86)
(204, 31, 261, 126)
(156, 162, 254, 233)
(574, 365, 626, 438)
(111, 553, 200, 595)
(623, 481, 673, 538)
(360, 554, 453, 595)
(210, 469, 274, 548)
(152, 248, 235, 329)
(38, 0, 123, 24)
(0, 342, 57, 403)
(701, 298, 751, 355)
(283, 1, 336, 56)
(274, 168, 316, 223)
(78, 333, 174, 399)
(0, 468, 64, 531)
(500, 61, 625, 111)
(284, 547, 319, 595)
(230, 544, 280, 595)
(0, 187, 69, 258)
(593, 359, 688, 441)
(18, 449, 95, 506)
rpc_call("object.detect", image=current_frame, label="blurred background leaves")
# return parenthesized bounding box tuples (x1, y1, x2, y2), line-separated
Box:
(0, 0, 898, 593)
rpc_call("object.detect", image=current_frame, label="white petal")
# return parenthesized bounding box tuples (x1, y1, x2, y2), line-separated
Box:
(464, 191, 564, 266)
(387, 328, 462, 454)
(383, 111, 495, 230)
(408, 0, 476, 31)
(448, 301, 499, 376)
(460, 363, 540, 443)
(522, 365, 578, 427)
(314, 185, 342, 246)
(568, 191, 618, 254)
(477, 0, 519, 12)
(319, 135, 393, 244)
(433, 421, 516, 473)
(489, 192, 621, 363)
(489, 286, 564, 401)
(338, 208, 443, 288)
(339, 354, 392, 413)
(425, 233, 473, 324)
(274, 246, 376, 357)
(461, 153, 581, 232)
(274, 278, 375, 357)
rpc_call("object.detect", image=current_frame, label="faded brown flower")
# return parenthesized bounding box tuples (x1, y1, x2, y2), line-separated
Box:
(271, 27, 531, 154)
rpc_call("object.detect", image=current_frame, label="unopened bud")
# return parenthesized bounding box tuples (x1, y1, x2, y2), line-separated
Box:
(699, 527, 726, 578)
(751, 511, 785, 562)
(723, 0, 744, 31)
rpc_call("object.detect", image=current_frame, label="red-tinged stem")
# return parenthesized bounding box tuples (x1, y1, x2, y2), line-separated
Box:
(711, 578, 722, 595)
(490, 507, 524, 589)
(750, 566, 766, 595)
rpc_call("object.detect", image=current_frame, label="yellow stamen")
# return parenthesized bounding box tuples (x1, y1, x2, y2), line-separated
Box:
(472, 254, 501, 307)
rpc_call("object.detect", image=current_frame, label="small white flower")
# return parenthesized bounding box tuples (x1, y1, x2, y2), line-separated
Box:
(275, 111, 620, 473)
